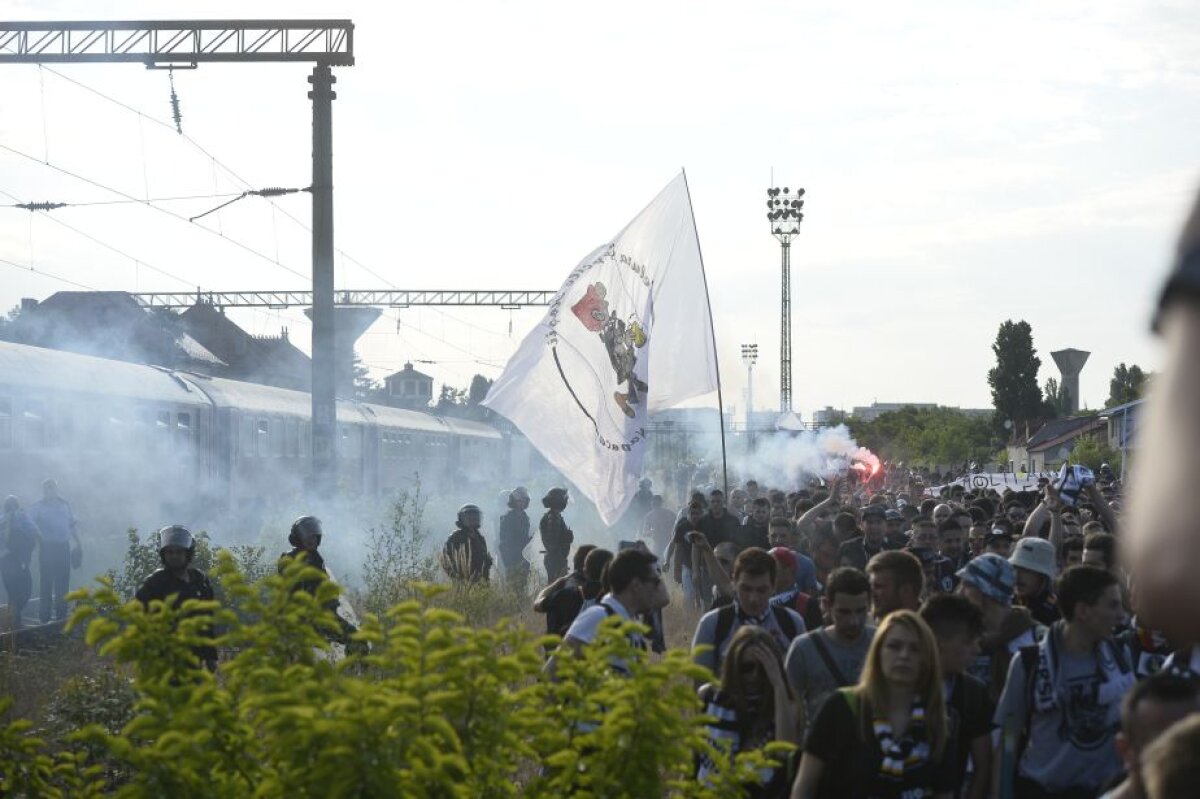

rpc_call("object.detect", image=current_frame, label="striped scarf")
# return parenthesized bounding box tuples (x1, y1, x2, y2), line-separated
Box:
(872, 700, 931, 783)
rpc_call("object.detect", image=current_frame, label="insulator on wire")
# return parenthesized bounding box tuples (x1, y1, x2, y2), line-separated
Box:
(168, 67, 183, 135)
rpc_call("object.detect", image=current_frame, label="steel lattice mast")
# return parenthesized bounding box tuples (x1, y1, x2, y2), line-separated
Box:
(766, 186, 804, 414)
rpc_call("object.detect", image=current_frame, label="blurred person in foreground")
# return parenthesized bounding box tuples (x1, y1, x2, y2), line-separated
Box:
(1139, 714, 1200, 799)
(1127, 189, 1200, 645)
(1099, 672, 1200, 799)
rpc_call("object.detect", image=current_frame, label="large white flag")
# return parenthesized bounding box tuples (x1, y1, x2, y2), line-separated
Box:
(482, 172, 719, 524)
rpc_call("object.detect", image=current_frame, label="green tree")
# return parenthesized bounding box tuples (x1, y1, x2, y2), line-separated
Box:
(847, 406, 999, 469)
(0, 303, 24, 342)
(351, 353, 379, 401)
(1106, 362, 1147, 408)
(1043, 377, 1069, 419)
(1069, 432, 1122, 474)
(1, 559, 769, 797)
(987, 320, 1043, 427)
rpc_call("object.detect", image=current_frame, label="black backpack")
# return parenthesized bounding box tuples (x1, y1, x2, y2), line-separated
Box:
(711, 605, 799, 670)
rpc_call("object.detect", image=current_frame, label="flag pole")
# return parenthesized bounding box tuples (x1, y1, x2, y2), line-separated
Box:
(681, 168, 729, 496)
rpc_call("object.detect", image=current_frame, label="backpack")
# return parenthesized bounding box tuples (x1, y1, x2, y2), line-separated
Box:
(544, 581, 584, 636)
(711, 604, 799, 669)
(1011, 636, 1130, 762)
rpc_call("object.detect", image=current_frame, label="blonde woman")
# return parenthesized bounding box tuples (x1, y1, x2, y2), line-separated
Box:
(790, 611, 956, 799)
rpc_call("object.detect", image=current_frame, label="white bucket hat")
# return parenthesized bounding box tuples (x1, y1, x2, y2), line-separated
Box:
(1009, 536, 1058, 581)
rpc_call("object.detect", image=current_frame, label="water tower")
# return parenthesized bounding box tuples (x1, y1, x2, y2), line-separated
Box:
(1051, 348, 1090, 414)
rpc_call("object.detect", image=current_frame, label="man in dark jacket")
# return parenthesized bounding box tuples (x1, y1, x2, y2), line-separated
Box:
(498, 487, 532, 588)
(0, 495, 39, 628)
(135, 525, 217, 670)
(539, 488, 574, 580)
(279, 515, 359, 647)
(442, 504, 493, 583)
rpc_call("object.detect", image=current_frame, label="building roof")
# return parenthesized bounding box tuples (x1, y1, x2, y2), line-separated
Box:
(385, 362, 433, 382)
(1026, 415, 1106, 452)
(179, 301, 310, 390)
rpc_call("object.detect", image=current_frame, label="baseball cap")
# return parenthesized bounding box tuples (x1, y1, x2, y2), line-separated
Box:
(768, 546, 799, 574)
(1009, 537, 1057, 580)
(957, 553, 1015, 605)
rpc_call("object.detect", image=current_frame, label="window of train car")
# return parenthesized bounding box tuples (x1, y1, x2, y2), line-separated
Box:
(0, 396, 11, 449)
(22, 400, 46, 449)
(155, 410, 172, 452)
(176, 413, 191, 451)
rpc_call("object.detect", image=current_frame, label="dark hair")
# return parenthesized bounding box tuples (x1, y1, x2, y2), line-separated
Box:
(752, 497, 770, 509)
(583, 547, 614, 582)
(687, 500, 705, 513)
(912, 516, 937, 530)
(991, 519, 1014, 535)
(937, 519, 963, 536)
(825, 567, 870, 602)
(834, 512, 859, 537)
(732, 547, 777, 583)
(572, 544, 598, 574)
(768, 516, 792, 530)
(867, 550, 925, 598)
(709, 489, 725, 499)
(1121, 672, 1200, 745)
(795, 499, 815, 514)
(1083, 532, 1117, 569)
(919, 498, 937, 516)
(606, 549, 659, 594)
(1056, 565, 1119, 620)
(920, 593, 984, 640)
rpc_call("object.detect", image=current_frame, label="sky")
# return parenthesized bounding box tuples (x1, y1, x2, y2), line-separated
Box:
(0, 0, 1197, 420)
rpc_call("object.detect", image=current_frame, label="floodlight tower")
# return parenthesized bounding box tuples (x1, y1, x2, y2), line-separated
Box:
(766, 186, 805, 413)
(741, 343, 758, 427)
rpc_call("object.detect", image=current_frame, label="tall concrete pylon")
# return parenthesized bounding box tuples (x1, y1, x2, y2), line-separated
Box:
(1051, 348, 1090, 414)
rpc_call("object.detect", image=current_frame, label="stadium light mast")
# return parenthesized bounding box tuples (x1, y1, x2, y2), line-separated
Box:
(741, 343, 758, 427)
(766, 186, 804, 414)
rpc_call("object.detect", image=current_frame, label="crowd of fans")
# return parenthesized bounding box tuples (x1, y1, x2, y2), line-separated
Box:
(509, 464, 1200, 799)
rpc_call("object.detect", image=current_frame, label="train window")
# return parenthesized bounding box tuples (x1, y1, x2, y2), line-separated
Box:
(22, 401, 46, 450)
(176, 413, 191, 449)
(0, 396, 11, 450)
(257, 420, 269, 457)
(270, 419, 285, 457)
(287, 420, 300, 458)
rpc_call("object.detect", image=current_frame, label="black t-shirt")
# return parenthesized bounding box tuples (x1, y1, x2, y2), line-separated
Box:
(699, 511, 742, 548)
(838, 537, 882, 572)
(804, 690, 957, 799)
(944, 673, 994, 792)
(741, 520, 770, 551)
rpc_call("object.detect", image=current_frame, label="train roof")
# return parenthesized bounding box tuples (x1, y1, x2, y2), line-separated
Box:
(0, 341, 208, 406)
(180, 372, 368, 424)
(355, 402, 454, 434)
(438, 415, 504, 441)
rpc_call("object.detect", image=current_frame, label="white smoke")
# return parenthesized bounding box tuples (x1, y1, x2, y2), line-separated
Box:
(733, 424, 880, 490)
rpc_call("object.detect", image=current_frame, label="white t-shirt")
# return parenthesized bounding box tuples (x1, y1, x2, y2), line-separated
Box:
(564, 593, 643, 677)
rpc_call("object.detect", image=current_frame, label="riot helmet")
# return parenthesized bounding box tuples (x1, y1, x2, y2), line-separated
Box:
(289, 515, 323, 548)
(508, 486, 530, 508)
(158, 524, 196, 566)
(542, 487, 569, 511)
(457, 504, 482, 529)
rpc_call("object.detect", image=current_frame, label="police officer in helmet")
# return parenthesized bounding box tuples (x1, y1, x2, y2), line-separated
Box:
(135, 525, 218, 670)
(279, 515, 361, 648)
(442, 503, 493, 583)
(498, 487, 533, 589)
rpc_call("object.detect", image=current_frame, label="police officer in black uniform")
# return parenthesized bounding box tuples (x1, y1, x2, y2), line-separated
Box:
(498, 487, 532, 588)
(279, 515, 360, 648)
(135, 525, 217, 670)
(540, 488, 574, 580)
(442, 504, 493, 583)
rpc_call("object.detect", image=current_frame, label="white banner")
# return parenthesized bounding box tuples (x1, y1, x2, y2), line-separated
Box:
(482, 173, 718, 524)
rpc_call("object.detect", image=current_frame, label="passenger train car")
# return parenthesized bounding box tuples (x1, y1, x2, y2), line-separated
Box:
(0, 340, 504, 531)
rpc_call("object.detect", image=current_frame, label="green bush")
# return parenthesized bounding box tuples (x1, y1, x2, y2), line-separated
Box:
(0, 554, 775, 797)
